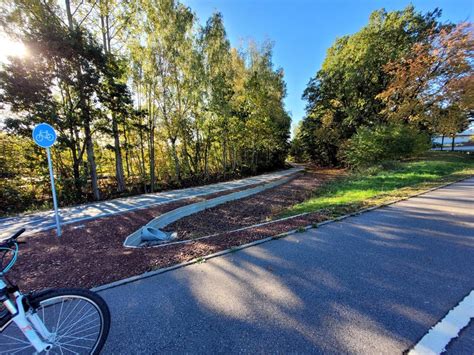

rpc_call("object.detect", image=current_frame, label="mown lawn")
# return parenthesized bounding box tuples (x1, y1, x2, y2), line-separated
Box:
(282, 151, 474, 217)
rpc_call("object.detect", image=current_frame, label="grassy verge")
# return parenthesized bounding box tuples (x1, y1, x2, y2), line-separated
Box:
(281, 151, 474, 218)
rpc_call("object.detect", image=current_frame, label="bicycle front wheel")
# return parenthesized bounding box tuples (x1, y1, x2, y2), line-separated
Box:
(0, 288, 110, 354)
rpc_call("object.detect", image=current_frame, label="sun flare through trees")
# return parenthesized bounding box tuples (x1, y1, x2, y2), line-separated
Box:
(0, 0, 291, 214)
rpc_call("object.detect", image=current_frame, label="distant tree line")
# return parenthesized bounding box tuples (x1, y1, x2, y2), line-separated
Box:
(0, 0, 291, 214)
(292, 6, 473, 167)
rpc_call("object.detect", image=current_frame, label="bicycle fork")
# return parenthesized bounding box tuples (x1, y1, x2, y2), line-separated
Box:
(1, 279, 53, 353)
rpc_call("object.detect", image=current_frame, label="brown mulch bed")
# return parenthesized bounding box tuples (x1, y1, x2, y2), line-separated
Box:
(164, 168, 342, 240)
(7, 168, 344, 292)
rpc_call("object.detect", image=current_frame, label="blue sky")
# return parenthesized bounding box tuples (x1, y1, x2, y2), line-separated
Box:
(183, 0, 472, 133)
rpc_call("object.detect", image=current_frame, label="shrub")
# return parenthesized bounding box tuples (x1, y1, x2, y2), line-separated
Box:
(340, 124, 430, 168)
(0, 180, 39, 216)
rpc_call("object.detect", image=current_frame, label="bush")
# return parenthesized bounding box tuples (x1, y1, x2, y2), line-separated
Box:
(0, 180, 39, 216)
(340, 124, 430, 168)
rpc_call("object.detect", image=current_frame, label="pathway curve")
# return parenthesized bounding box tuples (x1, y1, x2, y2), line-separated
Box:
(0, 167, 302, 238)
(100, 178, 474, 354)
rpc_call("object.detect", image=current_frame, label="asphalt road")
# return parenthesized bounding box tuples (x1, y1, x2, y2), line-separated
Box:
(446, 321, 474, 354)
(0, 167, 301, 239)
(100, 178, 474, 354)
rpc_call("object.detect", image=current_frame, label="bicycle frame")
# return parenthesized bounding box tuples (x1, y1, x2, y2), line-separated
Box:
(0, 277, 53, 353)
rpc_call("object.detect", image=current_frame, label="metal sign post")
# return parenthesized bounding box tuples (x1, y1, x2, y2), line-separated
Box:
(32, 123, 61, 237)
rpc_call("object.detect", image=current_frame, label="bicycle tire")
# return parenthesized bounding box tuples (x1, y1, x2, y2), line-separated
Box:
(0, 288, 110, 354)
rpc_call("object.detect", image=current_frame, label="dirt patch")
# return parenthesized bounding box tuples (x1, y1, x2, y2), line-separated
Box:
(6, 168, 343, 292)
(164, 168, 342, 240)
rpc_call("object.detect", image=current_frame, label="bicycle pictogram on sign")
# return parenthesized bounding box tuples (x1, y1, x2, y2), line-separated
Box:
(35, 130, 54, 143)
(32, 123, 57, 148)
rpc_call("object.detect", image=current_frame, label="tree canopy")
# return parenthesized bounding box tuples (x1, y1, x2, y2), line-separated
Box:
(296, 6, 473, 166)
(0, 0, 291, 214)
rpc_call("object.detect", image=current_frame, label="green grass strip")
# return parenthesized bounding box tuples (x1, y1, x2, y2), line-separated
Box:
(282, 151, 474, 217)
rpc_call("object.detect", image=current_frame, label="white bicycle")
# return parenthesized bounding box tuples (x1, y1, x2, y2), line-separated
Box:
(0, 229, 110, 354)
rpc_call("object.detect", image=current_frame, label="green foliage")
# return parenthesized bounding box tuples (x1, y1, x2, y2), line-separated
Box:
(0, 133, 47, 214)
(0, 182, 35, 215)
(289, 136, 307, 163)
(432, 105, 470, 138)
(298, 6, 442, 165)
(298, 117, 342, 166)
(340, 124, 430, 168)
(0, 0, 291, 214)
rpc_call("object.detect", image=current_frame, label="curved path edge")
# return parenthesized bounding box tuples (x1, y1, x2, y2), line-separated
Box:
(94, 175, 472, 292)
(0, 167, 303, 239)
(98, 176, 474, 354)
(123, 171, 301, 247)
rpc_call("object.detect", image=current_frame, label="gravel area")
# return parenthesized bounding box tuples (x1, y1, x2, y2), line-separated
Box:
(164, 168, 342, 240)
(5, 168, 343, 291)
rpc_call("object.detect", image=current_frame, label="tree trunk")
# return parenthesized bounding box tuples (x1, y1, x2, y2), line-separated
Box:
(100, 13, 107, 53)
(72, 158, 81, 199)
(170, 137, 181, 182)
(112, 115, 126, 192)
(78, 88, 100, 200)
(451, 136, 455, 151)
(251, 140, 257, 173)
(148, 91, 155, 192)
(149, 126, 155, 191)
(123, 127, 131, 178)
(139, 125, 147, 192)
(181, 144, 193, 175)
(99, 2, 125, 192)
(65, 0, 81, 200)
(65, 0, 74, 29)
(65, 0, 99, 200)
(232, 144, 237, 170)
(67, 125, 82, 200)
(204, 128, 211, 178)
(441, 135, 444, 151)
(84, 120, 100, 200)
(194, 122, 201, 174)
(222, 136, 227, 175)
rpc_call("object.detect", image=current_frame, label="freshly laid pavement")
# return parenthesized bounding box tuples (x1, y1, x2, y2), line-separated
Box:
(100, 177, 474, 354)
(446, 321, 474, 354)
(0, 167, 301, 239)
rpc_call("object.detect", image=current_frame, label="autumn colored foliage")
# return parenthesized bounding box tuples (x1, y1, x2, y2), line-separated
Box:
(296, 6, 473, 166)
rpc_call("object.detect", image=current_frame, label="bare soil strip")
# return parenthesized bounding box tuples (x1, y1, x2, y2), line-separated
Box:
(8, 168, 342, 291)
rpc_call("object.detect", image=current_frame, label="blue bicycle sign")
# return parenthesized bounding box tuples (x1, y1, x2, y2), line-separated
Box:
(31, 123, 62, 236)
(33, 123, 57, 148)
